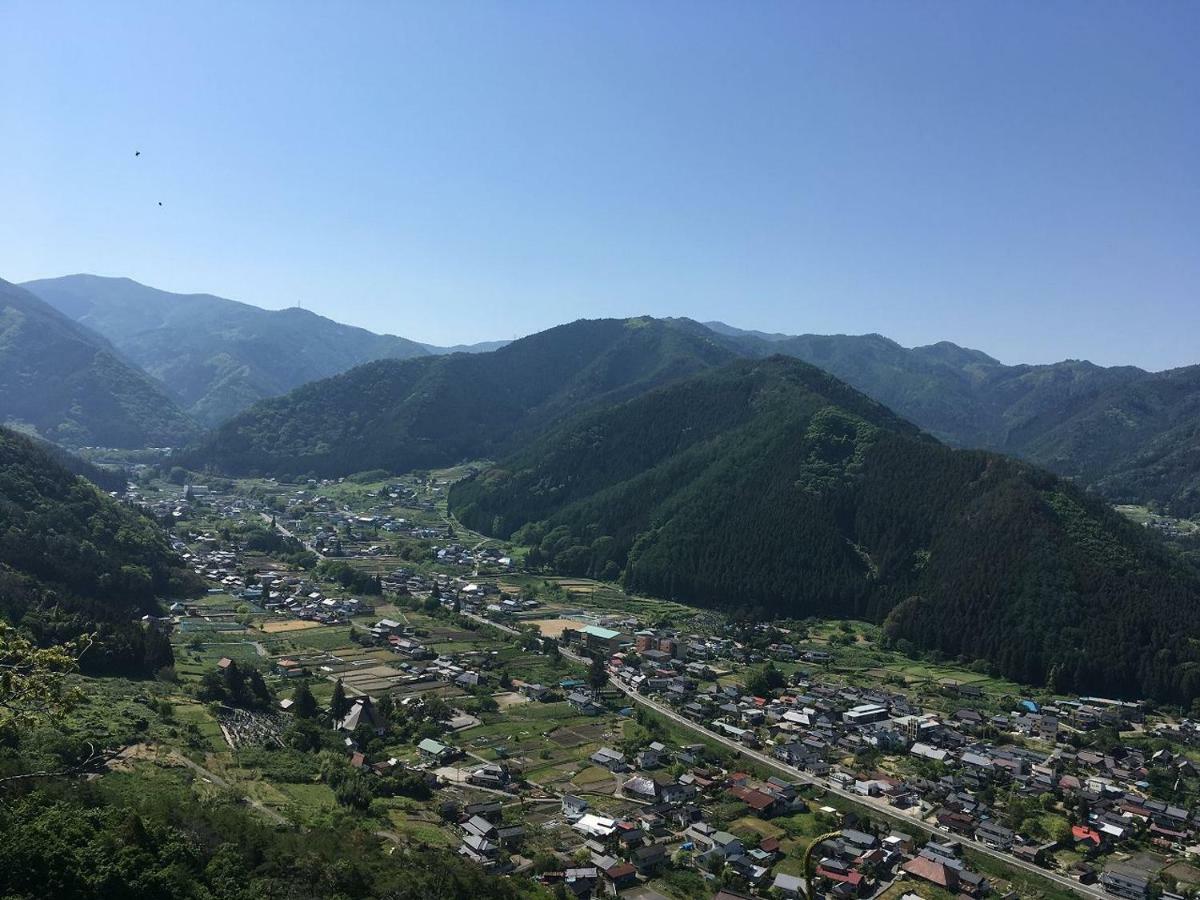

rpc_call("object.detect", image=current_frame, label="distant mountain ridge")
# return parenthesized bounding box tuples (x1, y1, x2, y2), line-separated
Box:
(22, 275, 440, 426)
(450, 355, 1200, 703)
(0, 278, 199, 448)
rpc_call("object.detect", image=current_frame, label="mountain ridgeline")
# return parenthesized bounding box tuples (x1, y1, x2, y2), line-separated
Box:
(190, 317, 738, 478)
(12, 274, 1198, 513)
(450, 357, 1200, 703)
(23, 275, 435, 426)
(0, 426, 200, 674)
(0, 278, 199, 448)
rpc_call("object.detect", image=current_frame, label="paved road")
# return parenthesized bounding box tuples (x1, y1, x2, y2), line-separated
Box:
(463, 611, 521, 636)
(200, 640, 269, 657)
(260, 512, 325, 559)
(602, 674, 1105, 899)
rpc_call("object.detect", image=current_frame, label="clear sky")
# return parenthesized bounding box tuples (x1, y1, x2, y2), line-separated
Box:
(1, 2, 1197, 368)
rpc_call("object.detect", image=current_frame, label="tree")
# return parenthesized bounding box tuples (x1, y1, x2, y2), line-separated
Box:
(588, 656, 608, 689)
(375, 693, 395, 727)
(0, 624, 86, 730)
(330, 679, 349, 721)
(745, 662, 785, 698)
(248, 669, 272, 707)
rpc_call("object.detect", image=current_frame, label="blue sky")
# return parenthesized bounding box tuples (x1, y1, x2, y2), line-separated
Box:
(1, 2, 1197, 368)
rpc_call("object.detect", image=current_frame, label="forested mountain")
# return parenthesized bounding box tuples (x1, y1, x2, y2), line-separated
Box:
(189, 317, 738, 478)
(23, 275, 434, 426)
(0, 278, 199, 448)
(0, 425, 199, 674)
(450, 356, 1200, 703)
(710, 322, 1199, 514)
(1025, 365, 1200, 516)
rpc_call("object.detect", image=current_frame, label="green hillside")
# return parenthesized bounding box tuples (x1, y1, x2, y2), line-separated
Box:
(0, 279, 199, 448)
(451, 356, 1200, 702)
(711, 323, 1198, 515)
(190, 316, 738, 477)
(0, 426, 200, 674)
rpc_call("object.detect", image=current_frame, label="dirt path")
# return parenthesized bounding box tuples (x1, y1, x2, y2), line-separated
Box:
(172, 752, 289, 825)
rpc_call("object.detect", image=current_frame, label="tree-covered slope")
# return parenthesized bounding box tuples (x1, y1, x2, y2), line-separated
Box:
(1022, 365, 1200, 516)
(0, 426, 199, 674)
(0, 279, 199, 448)
(451, 356, 1200, 702)
(23, 274, 434, 425)
(190, 317, 738, 477)
(711, 322, 1200, 513)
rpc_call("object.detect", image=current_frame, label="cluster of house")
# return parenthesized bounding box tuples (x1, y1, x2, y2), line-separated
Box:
(176, 541, 249, 592)
(595, 642, 1192, 897)
(560, 625, 744, 663)
(456, 798, 527, 869)
(431, 544, 513, 571)
(379, 567, 440, 595)
(528, 738, 1012, 899)
(278, 490, 448, 553)
(265, 596, 353, 626)
(133, 482, 263, 521)
(1141, 515, 1193, 540)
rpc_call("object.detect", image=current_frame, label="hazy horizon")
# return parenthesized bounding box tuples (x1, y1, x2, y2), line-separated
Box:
(3, 2, 1197, 368)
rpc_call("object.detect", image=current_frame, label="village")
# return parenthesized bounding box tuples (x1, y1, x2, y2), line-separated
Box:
(118, 469, 1200, 900)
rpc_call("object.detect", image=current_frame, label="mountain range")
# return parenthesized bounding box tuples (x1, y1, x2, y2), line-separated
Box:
(0, 278, 199, 448)
(449, 355, 1200, 702)
(23, 275, 478, 425)
(190, 317, 733, 478)
(7, 274, 1199, 514)
(189, 309, 1200, 515)
(710, 323, 1200, 515)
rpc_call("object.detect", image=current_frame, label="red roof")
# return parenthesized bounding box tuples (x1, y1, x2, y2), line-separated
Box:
(604, 862, 636, 879)
(1072, 825, 1103, 846)
(901, 857, 958, 889)
(759, 837, 781, 853)
(734, 788, 777, 811)
(816, 865, 863, 886)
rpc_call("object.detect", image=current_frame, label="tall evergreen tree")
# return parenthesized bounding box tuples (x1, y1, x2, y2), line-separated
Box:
(292, 681, 318, 718)
(330, 679, 349, 720)
(587, 656, 607, 689)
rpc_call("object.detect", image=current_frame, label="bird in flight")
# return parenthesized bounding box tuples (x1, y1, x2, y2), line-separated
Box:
(135, 150, 141, 157)
(158, 201, 163, 206)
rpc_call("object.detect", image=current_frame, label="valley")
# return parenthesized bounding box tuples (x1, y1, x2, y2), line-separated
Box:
(3, 296, 1198, 899)
(25, 461, 1193, 900)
